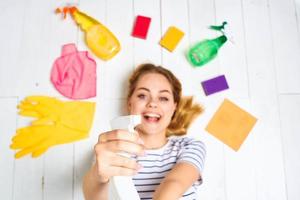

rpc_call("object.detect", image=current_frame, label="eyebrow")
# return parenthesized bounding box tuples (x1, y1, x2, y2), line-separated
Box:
(136, 87, 172, 94)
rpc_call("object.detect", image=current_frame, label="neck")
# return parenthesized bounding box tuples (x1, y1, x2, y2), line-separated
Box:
(138, 130, 168, 150)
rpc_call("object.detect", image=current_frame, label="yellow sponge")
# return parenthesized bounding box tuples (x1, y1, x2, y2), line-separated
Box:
(160, 26, 184, 52)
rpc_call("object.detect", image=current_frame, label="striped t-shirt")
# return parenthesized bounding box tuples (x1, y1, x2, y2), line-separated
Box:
(132, 136, 206, 200)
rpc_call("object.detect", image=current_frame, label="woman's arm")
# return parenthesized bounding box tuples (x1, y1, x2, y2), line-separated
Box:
(82, 129, 145, 200)
(82, 163, 109, 200)
(153, 162, 201, 200)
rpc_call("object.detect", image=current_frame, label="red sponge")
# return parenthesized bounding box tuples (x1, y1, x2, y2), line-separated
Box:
(132, 15, 151, 39)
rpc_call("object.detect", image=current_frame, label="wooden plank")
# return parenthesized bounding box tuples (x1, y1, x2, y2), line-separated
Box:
(17, 0, 79, 199)
(43, 145, 73, 200)
(189, 97, 227, 200)
(279, 95, 300, 200)
(73, 1, 106, 199)
(0, 98, 18, 200)
(7, 0, 78, 97)
(74, 1, 134, 199)
(0, 1, 26, 95)
(103, 0, 134, 99)
(133, 0, 162, 66)
(242, 0, 287, 199)
(160, 0, 195, 96)
(223, 99, 257, 200)
(269, 0, 300, 93)
(215, 0, 249, 99)
(76, 0, 106, 103)
(188, 0, 229, 99)
(214, 1, 257, 199)
(297, 0, 300, 34)
(188, 0, 227, 199)
(9, 0, 78, 198)
(73, 98, 127, 199)
(13, 158, 44, 200)
(13, 98, 43, 200)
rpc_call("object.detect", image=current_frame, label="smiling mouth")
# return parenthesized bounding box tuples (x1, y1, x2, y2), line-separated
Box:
(143, 113, 161, 122)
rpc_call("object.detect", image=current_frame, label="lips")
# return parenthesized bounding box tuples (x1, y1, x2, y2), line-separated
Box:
(143, 112, 161, 122)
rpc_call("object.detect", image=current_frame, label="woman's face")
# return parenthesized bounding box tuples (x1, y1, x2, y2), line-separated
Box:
(128, 73, 177, 136)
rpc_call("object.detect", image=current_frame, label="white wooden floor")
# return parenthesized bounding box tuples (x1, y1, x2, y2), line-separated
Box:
(1, 0, 300, 199)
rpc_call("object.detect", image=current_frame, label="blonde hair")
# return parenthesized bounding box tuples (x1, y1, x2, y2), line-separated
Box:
(127, 63, 204, 136)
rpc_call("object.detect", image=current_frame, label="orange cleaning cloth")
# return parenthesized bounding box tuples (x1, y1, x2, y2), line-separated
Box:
(205, 98, 257, 151)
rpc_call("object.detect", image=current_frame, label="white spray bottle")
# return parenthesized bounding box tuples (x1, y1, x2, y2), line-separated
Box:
(108, 115, 141, 200)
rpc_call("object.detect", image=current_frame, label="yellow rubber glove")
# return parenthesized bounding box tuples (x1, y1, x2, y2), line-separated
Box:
(11, 123, 88, 158)
(18, 96, 95, 132)
(10, 96, 96, 158)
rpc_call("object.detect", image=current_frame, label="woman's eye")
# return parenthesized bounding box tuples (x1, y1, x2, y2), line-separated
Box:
(159, 97, 169, 102)
(137, 94, 146, 99)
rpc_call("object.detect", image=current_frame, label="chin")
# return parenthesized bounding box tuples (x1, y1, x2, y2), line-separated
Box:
(138, 125, 164, 136)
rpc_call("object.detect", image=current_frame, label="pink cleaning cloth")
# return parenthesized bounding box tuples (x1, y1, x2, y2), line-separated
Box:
(51, 43, 97, 99)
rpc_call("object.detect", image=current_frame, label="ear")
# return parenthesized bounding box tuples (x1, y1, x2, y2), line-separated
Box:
(173, 102, 177, 112)
(127, 101, 131, 111)
(171, 102, 177, 119)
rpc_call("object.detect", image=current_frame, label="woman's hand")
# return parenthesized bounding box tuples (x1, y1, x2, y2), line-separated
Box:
(93, 129, 145, 183)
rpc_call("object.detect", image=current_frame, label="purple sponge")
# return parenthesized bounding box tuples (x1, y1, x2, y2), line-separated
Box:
(201, 75, 229, 96)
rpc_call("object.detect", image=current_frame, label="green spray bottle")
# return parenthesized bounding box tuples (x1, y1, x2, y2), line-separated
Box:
(187, 22, 228, 67)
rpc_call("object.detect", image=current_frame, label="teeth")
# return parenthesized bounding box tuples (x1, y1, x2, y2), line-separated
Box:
(144, 113, 160, 118)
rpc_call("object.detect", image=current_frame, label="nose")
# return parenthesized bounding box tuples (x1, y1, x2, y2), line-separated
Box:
(147, 97, 157, 108)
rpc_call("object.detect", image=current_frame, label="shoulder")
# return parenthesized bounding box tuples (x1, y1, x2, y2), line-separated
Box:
(168, 136, 206, 173)
(168, 136, 206, 151)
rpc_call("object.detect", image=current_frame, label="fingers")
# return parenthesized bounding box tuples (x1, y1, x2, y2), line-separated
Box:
(97, 130, 145, 157)
(96, 154, 142, 178)
(110, 154, 142, 170)
(103, 140, 145, 156)
(99, 129, 144, 144)
(93, 130, 145, 179)
(32, 147, 49, 157)
(104, 166, 139, 177)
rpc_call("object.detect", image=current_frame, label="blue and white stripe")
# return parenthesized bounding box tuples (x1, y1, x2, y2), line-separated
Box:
(132, 136, 206, 200)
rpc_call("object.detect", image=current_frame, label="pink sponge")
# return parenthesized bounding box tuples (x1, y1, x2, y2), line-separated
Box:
(51, 43, 97, 99)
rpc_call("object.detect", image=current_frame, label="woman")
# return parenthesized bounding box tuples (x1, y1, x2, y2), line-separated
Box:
(83, 63, 206, 200)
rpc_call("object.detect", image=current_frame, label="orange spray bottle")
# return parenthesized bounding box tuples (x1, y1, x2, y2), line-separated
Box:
(56, 7, 121, 61)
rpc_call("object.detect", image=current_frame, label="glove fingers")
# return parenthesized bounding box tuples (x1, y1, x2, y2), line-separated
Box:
(15, 146, 38, 159)
(18, 100, 35, 109)
(14, 140, 49, 159)
(18, 99, 49, 118)
(32, 147, 49, 157)
(24, 95, 50, 103)
(14, 149, 31, 158)
(17, 101, 39, 117)
(18, 110, 40, 118)
(31, 117, 54, 126)
(11, 136, 43, 149)
(24, 96, 57, 110)
(11, 127, 47, 149)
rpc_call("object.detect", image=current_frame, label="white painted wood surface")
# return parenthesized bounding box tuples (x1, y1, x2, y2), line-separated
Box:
(0, 0, 299, 199)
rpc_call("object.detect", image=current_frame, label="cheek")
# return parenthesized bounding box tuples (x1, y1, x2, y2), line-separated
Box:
(163, 105, 176, 119)
(128, 99, 144, 114)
